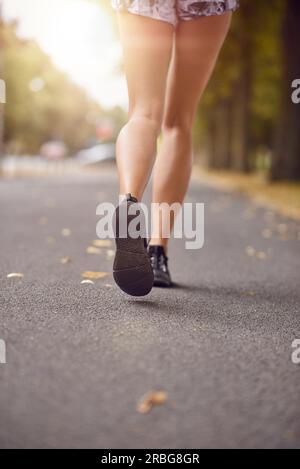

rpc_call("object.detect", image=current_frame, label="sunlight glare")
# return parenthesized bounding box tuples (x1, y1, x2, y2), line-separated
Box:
(3, 0, 127, 109)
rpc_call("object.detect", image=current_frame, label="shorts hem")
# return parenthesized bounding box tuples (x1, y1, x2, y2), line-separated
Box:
(112, 6, 176, 27)
(179, 5, 238, 22)
(111, 1, 239, 26)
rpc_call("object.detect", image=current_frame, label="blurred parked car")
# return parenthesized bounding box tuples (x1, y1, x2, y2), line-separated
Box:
(40, 141, 68, 160)
(75, 143, 116, 166)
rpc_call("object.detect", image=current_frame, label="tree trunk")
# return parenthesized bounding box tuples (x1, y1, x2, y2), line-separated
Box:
(271, 0, 300, 180)
(210, 100, 231, 169)
(230, 77, 251, 172)
(230, 1, 253, 172)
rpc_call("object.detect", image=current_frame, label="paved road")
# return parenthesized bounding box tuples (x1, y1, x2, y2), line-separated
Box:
(0, 166, 299, 449)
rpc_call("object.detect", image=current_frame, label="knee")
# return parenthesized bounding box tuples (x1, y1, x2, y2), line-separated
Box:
(162, 121, 193, 141)
(162, 111, 195, 136)
(129, 103, 163, 136)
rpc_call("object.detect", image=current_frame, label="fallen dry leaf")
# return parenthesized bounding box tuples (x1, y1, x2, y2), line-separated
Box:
(81, 279, 95, 285)
(244, 291, 256, 296)
(60, 256, 72, 264)
(61, 228, 71, 237)
(105, 283, 113, 288)
(256, 251, 266, 260)
(246, 246, 268, 260)
(7, 273, 24, 279)
(81, 271, 108, 280)
(106, 249, 115, 259)
(92, 239, 112, 248)
(86, 246, 102, 255)
(246, 246, 255, 257)
(137, 391, 168, 414)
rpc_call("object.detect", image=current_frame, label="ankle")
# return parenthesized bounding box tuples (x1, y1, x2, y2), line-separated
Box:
(119, 193, 140, 203)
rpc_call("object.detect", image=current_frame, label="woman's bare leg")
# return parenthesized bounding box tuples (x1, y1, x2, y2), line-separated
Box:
(150, 13, 232, 250)
(115, 13, 174, 201)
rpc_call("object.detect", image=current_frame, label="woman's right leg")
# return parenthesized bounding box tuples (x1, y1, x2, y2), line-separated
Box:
(150, 13, 232, 249)
(115, 12, 174, 201)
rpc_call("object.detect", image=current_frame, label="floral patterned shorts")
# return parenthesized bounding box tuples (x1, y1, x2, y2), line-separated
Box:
(111, 1, 239, 27)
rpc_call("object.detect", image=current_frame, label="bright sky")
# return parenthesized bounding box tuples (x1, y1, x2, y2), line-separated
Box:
(2, 0, 128, 109)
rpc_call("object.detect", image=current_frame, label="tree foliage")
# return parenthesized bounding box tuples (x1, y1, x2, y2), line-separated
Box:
(1, 19, 112, 155)
(196, 0, 286, 176)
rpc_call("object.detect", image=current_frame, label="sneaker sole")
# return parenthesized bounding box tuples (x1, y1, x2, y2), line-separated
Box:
(113, 240, 154, 296)
(113, 202, 153, 296)
(153, 274, 173, 288)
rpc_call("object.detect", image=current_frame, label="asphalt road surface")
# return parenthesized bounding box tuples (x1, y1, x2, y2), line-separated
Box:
(0, 166, 299, 449)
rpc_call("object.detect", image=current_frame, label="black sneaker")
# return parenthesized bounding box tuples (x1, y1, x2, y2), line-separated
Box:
(113, 194, 153, 296)
(148, 245, 172, 288)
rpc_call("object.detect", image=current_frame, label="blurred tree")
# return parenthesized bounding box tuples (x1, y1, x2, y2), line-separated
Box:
(195, 0, 283, 174)
(271, 0, 300, 180)
(2, 19, 115, 155)
(229, 0, 254, 172)
(195, 0, 257, 171)
(89, 0, 118, 30)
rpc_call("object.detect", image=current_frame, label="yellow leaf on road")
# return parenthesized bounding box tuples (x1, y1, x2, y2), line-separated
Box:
(61, 228, 71, 237)
(86, 246, 102, 255)
(81, 271, 108, 280)
(246, 246, 255, 257)
(137, 391, 168, 414)
(256, 251, 266, 260)
(7, 273, 24, 279)
(106, 249, 115, 259)
(92, 239, 112, 248)
(60, 256, 72, 264)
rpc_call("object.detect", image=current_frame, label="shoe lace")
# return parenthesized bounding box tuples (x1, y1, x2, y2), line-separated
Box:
(150, 252, 168, 271)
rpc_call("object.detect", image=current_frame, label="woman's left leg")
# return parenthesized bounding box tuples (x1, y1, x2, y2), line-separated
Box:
(113, 12, 174, 296)
(115, 12, 174, 201)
